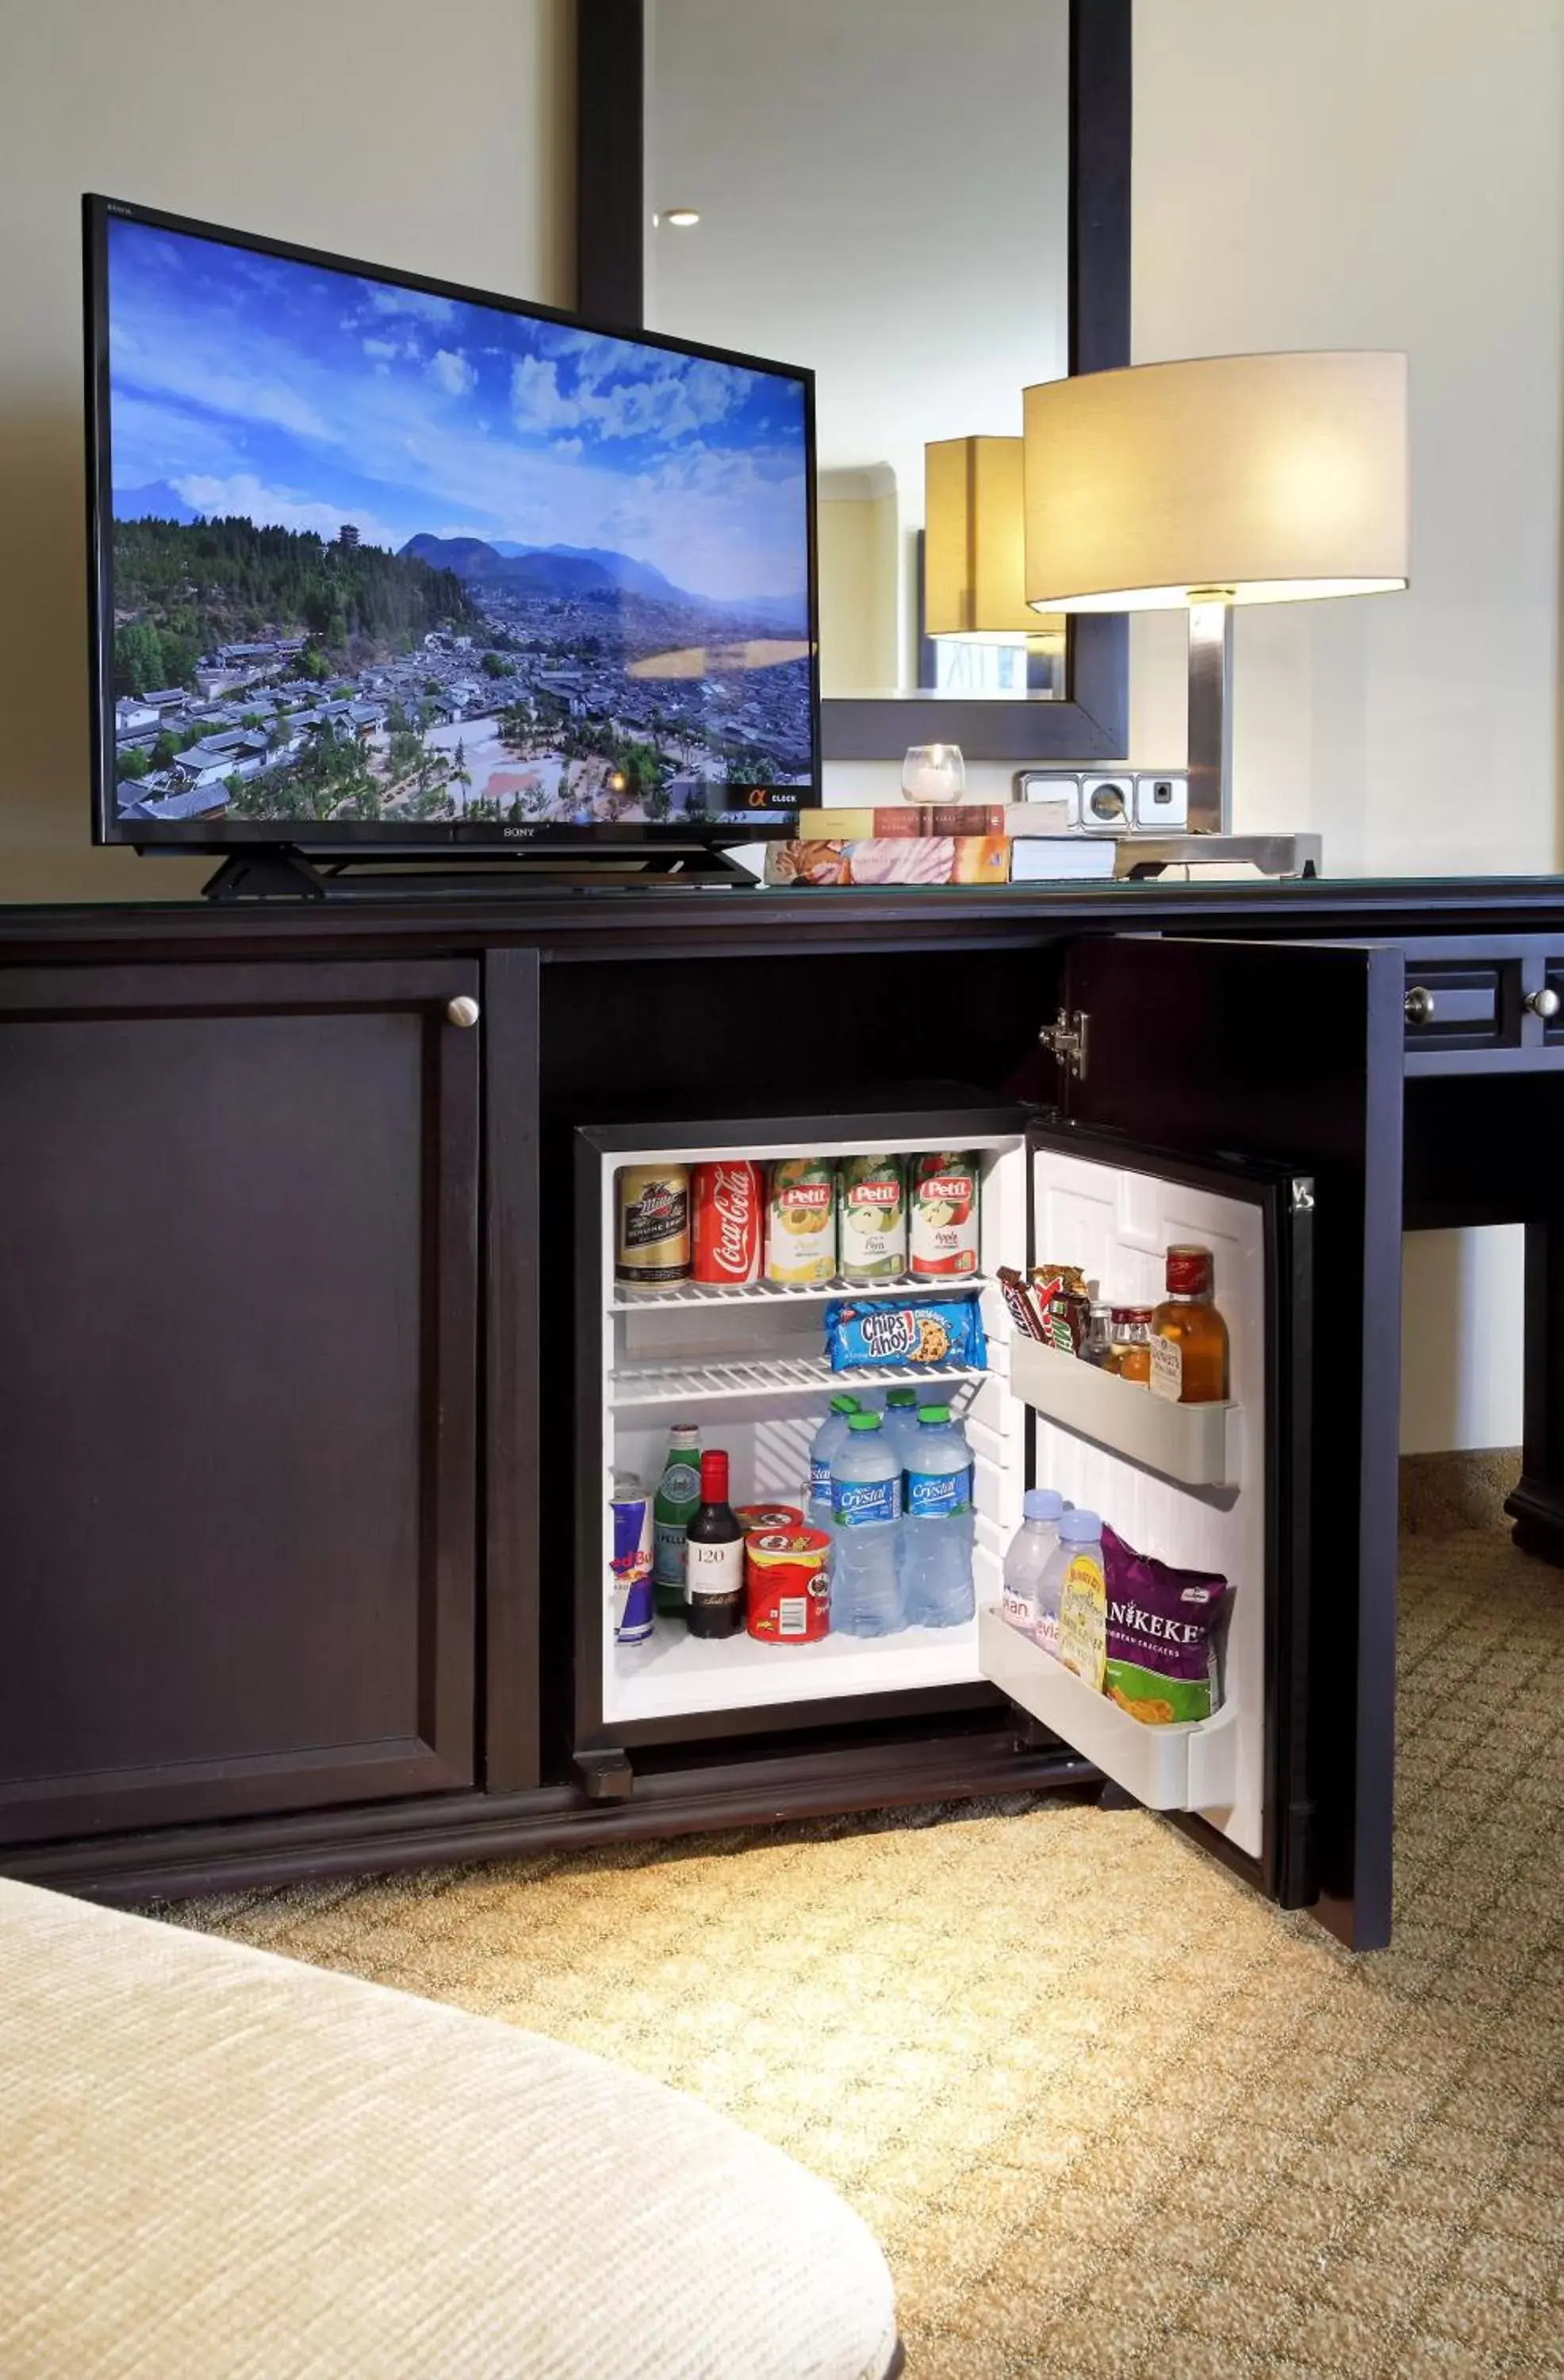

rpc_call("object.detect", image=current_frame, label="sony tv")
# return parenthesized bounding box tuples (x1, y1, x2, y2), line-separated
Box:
(84, 198, 818, 859)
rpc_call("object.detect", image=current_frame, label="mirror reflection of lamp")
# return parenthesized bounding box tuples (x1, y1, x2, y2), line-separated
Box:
(1020, 351, 1409, 834)
(924, 435, 1068, 660)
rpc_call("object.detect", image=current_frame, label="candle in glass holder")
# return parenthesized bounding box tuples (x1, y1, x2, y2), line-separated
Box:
(900, 743, 965, 804)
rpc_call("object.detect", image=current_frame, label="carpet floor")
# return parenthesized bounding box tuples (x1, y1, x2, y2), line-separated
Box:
(166, 1505, 1564, 2378)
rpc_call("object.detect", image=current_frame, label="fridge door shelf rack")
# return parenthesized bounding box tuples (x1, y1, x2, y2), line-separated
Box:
(609, 1275, 991, 1315)
(1011, 1338, 1240, 1490)
(608, 1351, 987, 1411)
(977, 1606, 1238, 1811)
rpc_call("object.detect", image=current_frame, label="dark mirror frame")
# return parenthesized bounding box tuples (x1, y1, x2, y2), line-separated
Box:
(575, 0, 1131, 766)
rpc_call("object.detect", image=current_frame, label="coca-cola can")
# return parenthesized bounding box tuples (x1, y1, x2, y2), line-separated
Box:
(692, 1160, 763, 1285)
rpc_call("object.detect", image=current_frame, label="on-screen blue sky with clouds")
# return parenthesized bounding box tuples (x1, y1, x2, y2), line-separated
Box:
(108, 217, 810, 605)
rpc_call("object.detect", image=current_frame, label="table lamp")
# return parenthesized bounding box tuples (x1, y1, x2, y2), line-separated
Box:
(1022, 351, 1409, 843)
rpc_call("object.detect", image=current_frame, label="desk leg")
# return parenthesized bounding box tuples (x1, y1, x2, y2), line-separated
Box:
(1505, 1216, 1564, 1563)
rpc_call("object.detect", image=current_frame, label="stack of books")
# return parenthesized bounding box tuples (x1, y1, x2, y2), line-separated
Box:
(763, 804, 1119, 888)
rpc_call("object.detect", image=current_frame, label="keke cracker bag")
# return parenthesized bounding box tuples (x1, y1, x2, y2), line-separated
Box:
(1102, 1525, 1229, 1724)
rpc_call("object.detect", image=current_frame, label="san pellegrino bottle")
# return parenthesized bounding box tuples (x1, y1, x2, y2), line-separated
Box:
(652, 1423, 701, 1619)
(685, 1449, 746, 1639)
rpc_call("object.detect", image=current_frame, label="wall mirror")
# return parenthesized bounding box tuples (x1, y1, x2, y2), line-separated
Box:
(577, 0, 1129, 762)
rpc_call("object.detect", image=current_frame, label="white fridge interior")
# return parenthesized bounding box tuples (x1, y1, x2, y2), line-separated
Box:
(600, 1129, 1026, 1725)
(596, 1129, 1271, 1868)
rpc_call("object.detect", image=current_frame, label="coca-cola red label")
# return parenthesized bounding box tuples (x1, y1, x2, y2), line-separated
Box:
(692, 1161, 761, 1283)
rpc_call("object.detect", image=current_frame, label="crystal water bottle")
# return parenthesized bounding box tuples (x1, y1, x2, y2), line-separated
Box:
(829, 1412, 905, 1636)
(901, 1404, 975, 1628)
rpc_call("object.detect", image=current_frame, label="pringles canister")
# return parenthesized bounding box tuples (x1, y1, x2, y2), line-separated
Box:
(746, 1526, 831, 1644)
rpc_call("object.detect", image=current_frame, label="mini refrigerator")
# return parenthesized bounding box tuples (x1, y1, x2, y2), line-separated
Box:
(572, 1082, 1322, 1924)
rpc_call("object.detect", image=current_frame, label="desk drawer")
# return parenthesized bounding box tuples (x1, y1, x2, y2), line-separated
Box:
(1401, 939, 1564, 1074)
(1401, 962, 1506, 1050)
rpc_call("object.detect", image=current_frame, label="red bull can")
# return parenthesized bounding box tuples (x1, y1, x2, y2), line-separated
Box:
(611, 1488, 655, 1644)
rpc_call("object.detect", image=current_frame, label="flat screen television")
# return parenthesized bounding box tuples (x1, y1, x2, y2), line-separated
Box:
(83, 197, 818, 865)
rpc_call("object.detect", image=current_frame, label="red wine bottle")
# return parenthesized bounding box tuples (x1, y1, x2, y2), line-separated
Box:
(685, 1450, 746, 1639)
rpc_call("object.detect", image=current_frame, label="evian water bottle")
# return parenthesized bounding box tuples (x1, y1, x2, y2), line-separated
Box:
(692, 1161, 762, 1285)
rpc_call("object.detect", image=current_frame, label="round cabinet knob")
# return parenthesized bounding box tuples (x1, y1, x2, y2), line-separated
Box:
(445, 995, 481, 1030)
(1404, 986, 1436, 1026)
(1525, 985, 1562, 1020)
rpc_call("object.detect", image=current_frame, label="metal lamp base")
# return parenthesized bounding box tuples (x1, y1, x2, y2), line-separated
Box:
(1113, 831, 1323, 881)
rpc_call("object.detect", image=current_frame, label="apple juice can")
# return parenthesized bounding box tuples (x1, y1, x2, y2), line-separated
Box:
(838, 1154, 907, 1283)
(692, 1160, 763, 1285)
(908, 1151, 980, 1279)
(615, 1165, 691, 1293)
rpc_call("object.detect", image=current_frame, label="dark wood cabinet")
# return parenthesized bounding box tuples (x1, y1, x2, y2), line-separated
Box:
(0, 959, 480, 1839)
(0, 885, 1560, 1931)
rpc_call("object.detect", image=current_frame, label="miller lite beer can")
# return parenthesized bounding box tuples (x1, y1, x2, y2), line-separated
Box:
(615, 1165, 691, 1294)
(692, 1160, 763, 1286)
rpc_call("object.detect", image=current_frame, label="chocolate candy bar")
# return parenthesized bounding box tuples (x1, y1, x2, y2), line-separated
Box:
(996, 1266, 1046, 1341)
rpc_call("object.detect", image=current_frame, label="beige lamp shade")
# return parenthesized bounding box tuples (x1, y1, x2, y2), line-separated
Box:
(1022, 350, 1409, 611)
(925, 436, 1065, 644)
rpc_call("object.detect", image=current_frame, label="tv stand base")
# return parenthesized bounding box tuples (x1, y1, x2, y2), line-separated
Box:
(197, 844, 760, 900)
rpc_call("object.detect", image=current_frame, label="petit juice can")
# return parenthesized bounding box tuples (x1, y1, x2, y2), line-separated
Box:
(765, 1158, 838, 1285)
(838, 1154, 907, 1282)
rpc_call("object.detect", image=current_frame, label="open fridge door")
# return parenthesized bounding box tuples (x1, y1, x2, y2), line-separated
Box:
(978, 1130, 1313, 1907)
(1007, 932, 1403, 1952)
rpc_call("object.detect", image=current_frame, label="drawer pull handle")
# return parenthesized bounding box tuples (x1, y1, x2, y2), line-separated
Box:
(446, 996, 481, 1029)
(1525, 986, 1561, 1020)
(1404, 986, 1436, 1026)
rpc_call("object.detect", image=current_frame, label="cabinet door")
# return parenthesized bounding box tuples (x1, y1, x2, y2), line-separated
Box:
(1022, 935, 1403, 1952)
(0, 959, 480, 1843)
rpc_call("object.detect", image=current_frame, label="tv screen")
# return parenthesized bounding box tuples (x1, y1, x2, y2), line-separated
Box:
(84, 198, 818, 848)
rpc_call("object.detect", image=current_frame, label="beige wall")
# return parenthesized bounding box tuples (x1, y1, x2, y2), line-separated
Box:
(0, 0, 571, 900)
(1131, 0, 1564, 1452)
(817, 474, 900, 697)
(1130, 0, 1563, 879)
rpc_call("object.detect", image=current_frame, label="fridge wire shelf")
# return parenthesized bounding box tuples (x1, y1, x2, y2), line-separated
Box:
(608, 1351, 985, 1410)
(609, 1276, 990, 1315)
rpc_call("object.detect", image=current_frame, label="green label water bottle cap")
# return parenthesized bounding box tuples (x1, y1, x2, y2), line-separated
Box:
(846, 1412, 883, 1431)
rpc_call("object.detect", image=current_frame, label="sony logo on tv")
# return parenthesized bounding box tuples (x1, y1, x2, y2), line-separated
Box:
(502, 827, 539, 840)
